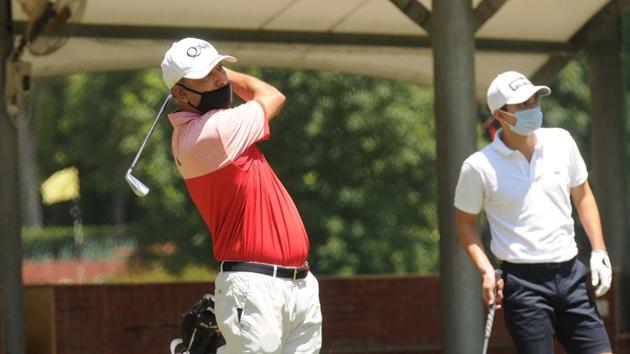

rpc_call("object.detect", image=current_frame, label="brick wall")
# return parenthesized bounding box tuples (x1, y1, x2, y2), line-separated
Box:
(18, 274, 629, 354)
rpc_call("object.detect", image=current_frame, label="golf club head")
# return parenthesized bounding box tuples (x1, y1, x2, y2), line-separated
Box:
(124, 94, 172, 198)
(170, 338, 186, 354)
(126, 172, 149, 197)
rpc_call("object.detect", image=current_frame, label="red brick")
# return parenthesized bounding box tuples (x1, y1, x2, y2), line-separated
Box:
(21, 274, 629, 354)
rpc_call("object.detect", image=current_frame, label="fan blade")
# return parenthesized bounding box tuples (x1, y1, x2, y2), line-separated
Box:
(26, 1, 55, 43)
(49, 5, 72, 31)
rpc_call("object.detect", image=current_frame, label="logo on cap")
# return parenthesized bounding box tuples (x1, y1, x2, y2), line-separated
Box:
(508, 77, 529, 91)
(186, 43, 210, 58)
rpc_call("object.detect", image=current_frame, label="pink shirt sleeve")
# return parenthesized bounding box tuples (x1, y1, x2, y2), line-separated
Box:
(172, 101, 269, 179)
(215, 100, 269, 162)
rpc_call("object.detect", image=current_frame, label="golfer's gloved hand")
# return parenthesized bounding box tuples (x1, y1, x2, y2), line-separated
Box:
(590, 249, 612, 297)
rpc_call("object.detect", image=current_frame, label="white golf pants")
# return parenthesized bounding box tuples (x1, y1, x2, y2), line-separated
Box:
(214, 270, 322, 354)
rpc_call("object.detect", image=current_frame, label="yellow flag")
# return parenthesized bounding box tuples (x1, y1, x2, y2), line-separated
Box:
(41, 167, 80, 205)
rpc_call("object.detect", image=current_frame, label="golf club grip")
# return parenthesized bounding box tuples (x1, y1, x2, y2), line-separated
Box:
(128, 94, 172, 171)
(484, 269, 502, 338)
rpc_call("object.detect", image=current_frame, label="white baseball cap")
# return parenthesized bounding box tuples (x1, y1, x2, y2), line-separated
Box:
(161, 38, 237, 89)
(486, 71, 551, 113)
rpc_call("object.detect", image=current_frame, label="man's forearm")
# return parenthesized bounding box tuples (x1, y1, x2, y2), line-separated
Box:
(225, 68, 274, 101)
(224, 67, 285, 120)
(572, 182, 606, 251)
(457, 222, 494, 276)
(576, 194, 606, 251)
(455, 210, 503, 306)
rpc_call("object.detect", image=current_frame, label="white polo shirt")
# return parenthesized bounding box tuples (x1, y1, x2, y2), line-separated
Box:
(454, 128, 588, 263)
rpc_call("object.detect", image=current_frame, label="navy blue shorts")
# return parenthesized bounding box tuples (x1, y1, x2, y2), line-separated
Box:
(501, 258, 611, 354)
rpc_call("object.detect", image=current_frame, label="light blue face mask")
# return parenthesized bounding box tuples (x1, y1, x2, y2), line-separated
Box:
(503, 106, 543, 136)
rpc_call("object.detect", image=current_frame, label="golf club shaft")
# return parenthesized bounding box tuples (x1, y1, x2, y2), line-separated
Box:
(482, 331, 490, 354)
(484, 304, 497, 337)
(482, 303, 496, 344)
(482, 269, 502, 354)
(127, 94, 172, 172)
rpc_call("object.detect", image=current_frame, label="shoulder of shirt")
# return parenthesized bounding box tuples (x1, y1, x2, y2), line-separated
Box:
(462, 148, 491, 169)
(462, 141, 512, 179)
(232, 100, 262, 110)
(537, 127, 574, 146)
(194, 100, 262, 121)
(222, 100, 263, 116)
(538, 127, 571, 138)
(471, 140, 499, 161)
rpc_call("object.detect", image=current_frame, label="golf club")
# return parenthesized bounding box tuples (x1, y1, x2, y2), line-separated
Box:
(125, 93, 172, 197)
(482, 269, 503, 354)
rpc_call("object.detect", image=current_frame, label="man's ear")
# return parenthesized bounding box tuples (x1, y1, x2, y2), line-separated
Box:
(171, 85, 187, 102)
(493, 109, 507, 124)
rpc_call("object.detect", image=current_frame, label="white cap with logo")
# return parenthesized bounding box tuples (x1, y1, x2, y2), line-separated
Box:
(486, 71, 551, 113)
(161, 38, 237, 89)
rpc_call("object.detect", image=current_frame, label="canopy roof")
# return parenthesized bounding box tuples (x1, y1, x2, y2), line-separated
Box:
(3, 3, 630, 353)
(12, 0, 612, 95)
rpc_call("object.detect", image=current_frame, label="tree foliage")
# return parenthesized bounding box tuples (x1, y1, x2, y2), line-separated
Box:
(34, 68, 439, 275)
(253, 69, 439, 275)
(32, 54, 617, 276)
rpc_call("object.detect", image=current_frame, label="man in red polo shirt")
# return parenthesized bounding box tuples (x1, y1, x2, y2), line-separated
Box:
(161, 38, 322, 354)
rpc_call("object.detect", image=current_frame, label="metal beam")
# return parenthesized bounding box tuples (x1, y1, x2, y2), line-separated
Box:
(432, 0, 482, 352)
(472, 0, 506, 32)
(530, 55, 573, 86)
(390, 0, 432, 34)
(521, 0, 623, 88)
(11, 21, 577, 55)
(474, 38, 575, 54)
(0, 0, 26, 353)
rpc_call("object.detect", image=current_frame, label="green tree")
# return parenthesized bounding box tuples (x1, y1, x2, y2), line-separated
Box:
(35, 69, 213, 272)
(36, 57, 621, 277)
(253, 69, 439, 274)
(34, 68, 441, 275)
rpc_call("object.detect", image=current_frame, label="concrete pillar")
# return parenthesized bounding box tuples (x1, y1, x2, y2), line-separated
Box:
(432, 0, 483, 352)
(0, 0, 26, 352)
(585, 4, 629, 331)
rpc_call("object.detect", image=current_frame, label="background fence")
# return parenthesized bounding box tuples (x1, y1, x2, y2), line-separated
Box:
(7, 273, 628, 354)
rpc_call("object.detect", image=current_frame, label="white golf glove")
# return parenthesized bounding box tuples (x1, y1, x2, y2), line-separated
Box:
(590, 249, 612, 297)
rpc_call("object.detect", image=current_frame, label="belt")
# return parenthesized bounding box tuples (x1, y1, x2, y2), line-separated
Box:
(501, 257, 575, 269)
(220, 261, 309, 280)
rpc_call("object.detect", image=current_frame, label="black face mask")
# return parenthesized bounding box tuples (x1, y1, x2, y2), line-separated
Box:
(178, 83, 232, 114)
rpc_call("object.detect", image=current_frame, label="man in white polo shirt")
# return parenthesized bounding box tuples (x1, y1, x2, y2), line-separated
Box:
(161, 38, 322, 354)
(454, 71, 613, 354)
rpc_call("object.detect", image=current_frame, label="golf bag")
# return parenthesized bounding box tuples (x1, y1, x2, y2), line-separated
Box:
(171, 294, 226, 354)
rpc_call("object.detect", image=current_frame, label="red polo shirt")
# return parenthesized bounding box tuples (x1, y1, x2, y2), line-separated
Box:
(169, 101, 309, 267)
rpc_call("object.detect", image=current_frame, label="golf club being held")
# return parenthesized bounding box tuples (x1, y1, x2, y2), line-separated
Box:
(125, 94, 172, 197)
(482, 269, 503, 354)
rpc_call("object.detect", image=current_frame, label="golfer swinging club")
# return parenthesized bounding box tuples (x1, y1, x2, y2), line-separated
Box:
(454, 71, 613, 354)
(161, 38, 322, 353)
